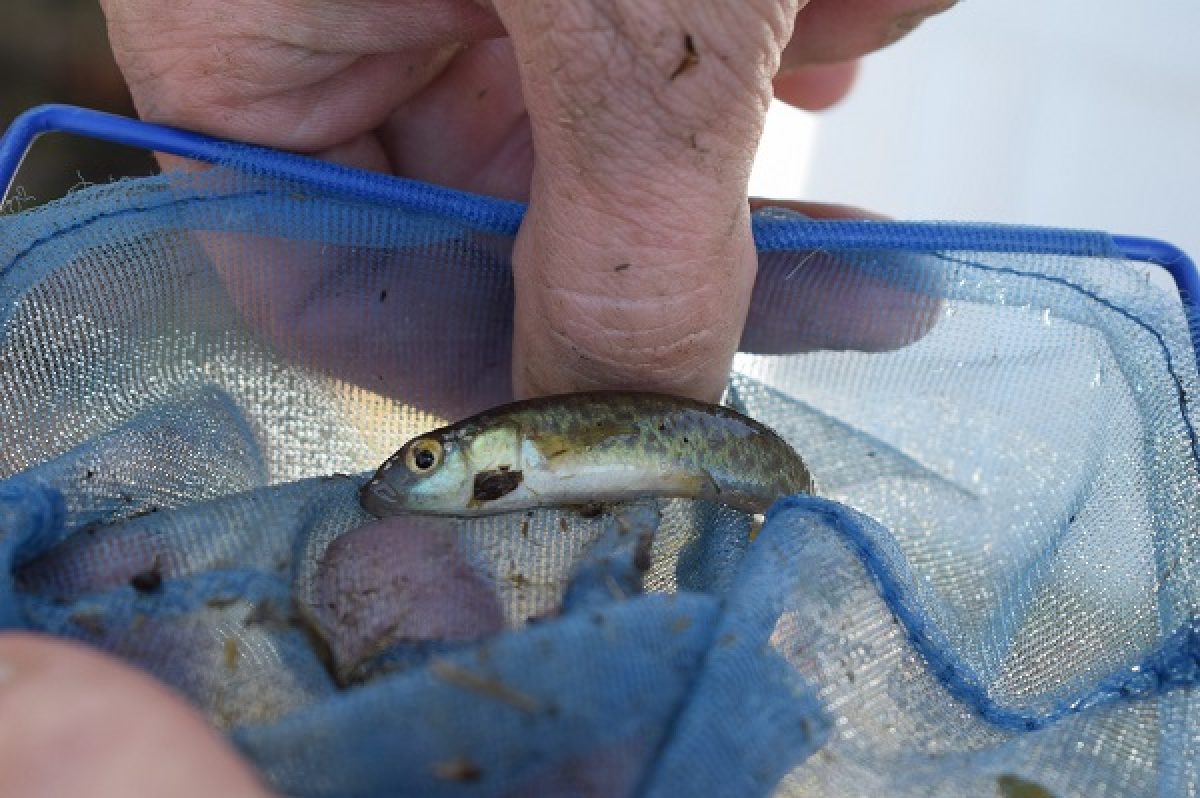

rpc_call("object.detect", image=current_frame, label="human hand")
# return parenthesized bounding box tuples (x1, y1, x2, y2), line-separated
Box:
(0, 633, 272, 797)
(10, 3, 954, 795)
(100, 0, 953, 405)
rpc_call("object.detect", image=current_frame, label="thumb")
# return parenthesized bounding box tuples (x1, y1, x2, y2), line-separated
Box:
(0, 634, 272, 798)
(494, 1, 800, 401)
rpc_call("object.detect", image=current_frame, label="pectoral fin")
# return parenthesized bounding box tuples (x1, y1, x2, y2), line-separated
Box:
(469, 468, 524, 506)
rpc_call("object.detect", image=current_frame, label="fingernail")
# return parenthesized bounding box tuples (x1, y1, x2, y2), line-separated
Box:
(0, 660, 12, 685)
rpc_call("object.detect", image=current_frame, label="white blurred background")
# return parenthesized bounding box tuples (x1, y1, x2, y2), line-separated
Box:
(750, 1, 1200, 260)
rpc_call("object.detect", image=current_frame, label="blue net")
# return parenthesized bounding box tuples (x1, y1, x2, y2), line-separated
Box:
(0, 116, 1197, 797)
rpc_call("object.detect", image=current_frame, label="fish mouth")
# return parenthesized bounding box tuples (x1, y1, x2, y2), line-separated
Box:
(358, 477, 403, 517)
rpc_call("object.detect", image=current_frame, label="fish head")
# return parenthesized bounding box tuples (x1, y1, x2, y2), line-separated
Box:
(359, 430, 473, 516)
(359, 422, 522, 516)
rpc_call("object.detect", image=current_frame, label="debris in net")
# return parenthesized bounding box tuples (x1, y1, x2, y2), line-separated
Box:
(130, 556, 163, 593)
(68, 609, 107, 637)
(431, 757, 483, 783)
(429, 659, 544, 714)
(997, 774, 1057, 798)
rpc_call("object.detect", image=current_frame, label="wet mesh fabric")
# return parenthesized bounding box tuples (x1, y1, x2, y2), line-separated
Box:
(0, 168, 1197, 798)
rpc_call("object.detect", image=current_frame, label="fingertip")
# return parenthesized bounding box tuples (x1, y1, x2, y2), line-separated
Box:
(738, 205, 946, 355)
(0, 633, 272, 798)
(772, 61, 860, 111)
(784, 0, 958, 64)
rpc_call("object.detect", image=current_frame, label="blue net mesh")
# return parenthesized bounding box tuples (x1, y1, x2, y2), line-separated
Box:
(0, 160, 1197, 797)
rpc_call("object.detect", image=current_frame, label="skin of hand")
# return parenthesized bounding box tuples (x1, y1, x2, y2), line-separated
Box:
(0, 635, 272, 798)
(98, 0, 951, 406)
(1, 1, 955, 795)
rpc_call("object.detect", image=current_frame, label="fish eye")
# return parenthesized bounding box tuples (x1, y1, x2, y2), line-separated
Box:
(404, 438, 443, 473)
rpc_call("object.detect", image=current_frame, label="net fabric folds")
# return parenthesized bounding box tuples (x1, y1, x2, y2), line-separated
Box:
(0, 166, 1196, 798)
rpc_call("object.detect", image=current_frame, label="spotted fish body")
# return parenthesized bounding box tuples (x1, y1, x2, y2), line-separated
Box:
(360, 392, 813, 518)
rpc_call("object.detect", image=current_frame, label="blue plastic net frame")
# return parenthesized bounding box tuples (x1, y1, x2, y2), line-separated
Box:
(2, 102, 1198, 362)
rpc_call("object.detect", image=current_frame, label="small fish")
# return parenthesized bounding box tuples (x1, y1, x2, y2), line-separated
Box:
(360, 391, 812, 518)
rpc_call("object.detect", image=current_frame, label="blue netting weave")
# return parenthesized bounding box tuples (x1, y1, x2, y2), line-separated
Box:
(0, 118, 1198, 797)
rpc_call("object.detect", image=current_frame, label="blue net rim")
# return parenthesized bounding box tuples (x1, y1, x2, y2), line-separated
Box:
(2, 103, 1198, 357)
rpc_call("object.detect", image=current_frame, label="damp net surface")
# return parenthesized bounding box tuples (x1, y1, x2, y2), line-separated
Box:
(0, 169, 1197, 798)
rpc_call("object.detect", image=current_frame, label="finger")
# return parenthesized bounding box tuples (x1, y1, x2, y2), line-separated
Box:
(379, 38, 534, 199)
(0, 634, 271, 798)
(197, 232, 515, 420)
(771, 60, 859, 111)
(783, 0, 957, 66)
(741, 249, 944, 354)
(495, 1, 801, 402)
(100, 0, 504, 151)
(743, 200, 942, 353)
